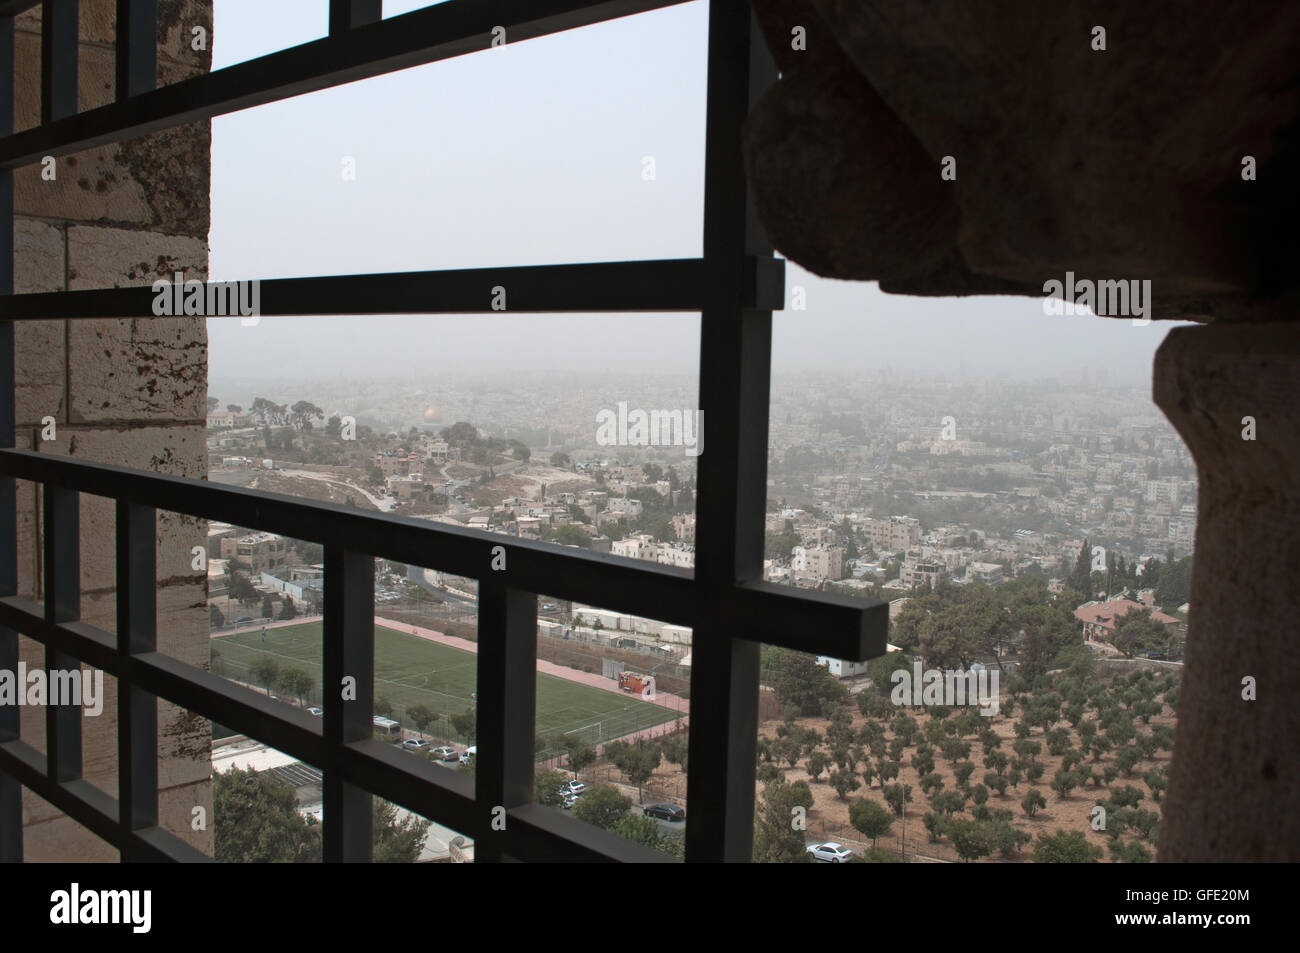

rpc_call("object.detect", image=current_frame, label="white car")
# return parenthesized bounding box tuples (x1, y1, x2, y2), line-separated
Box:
(559, 779, 586, 796)
(459, 745, 477, 764)
(560, 793, 579, 810)
(806, 842, 854, 863)
(432, 745, 459, 762)
(402, 739, 430, 752)
(306, 707, 324, 717)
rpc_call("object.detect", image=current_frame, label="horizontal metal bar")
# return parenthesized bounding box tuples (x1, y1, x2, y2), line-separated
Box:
(0, 739, 210, 861)
(338, 739, 478, 838)
(0, 258, 766, 319)
(0, 0, 692, 169)
(729, 580, 890, 661)
(0, 448, 697, 622)
(0, 451, 874, 653)
(504, 802, 677, 862)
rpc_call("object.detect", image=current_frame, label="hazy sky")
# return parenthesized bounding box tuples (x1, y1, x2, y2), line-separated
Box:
(207, 0, 1181, 387)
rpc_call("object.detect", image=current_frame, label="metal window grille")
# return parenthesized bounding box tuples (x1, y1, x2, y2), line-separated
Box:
(0, 0, 887, 863)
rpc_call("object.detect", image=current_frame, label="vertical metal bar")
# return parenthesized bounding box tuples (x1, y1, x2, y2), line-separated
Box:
(43, 483, 81, 783)
(0, 10, 19, 864)
(322, 545, 373, 861)
(475, 579, 536, 862)
(329, 0, 382, 36)
(115, 0, 156, 101)
(41, 0, 79, 124)
(685, 3, 778, 863)
(116, 501, 156, 859)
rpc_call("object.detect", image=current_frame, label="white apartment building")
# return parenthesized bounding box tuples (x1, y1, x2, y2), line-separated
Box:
(792, 545, 844, 581)
(865, 515, 921, 552)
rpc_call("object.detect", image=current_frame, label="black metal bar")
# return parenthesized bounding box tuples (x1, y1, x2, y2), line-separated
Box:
(116, 501, 157, 855)
(0, 449, 878, 656)
(0, 738, 210, 861)
(322, 546, 373, 862)
(0, 448, 698, 621)
(503, 803, 676, 862)
(0, 0, 888, 865)
(0, 0, 691, 169)
(40, 0, 77, 125)
(0, 6, 19, 864)
(329, 0, 382, 36)
(42, 483, 81, 783)
(685, 3, 778, 863)
(0, 257, 787, 320)
(474, 580, 537, 861)
(115, 0, 156, 101)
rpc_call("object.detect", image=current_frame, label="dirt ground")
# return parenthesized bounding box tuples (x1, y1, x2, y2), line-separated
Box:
(578, 679, 1174, 863)
(753, 695, 1174, 862)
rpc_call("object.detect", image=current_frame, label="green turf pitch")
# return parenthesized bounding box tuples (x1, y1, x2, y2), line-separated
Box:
(212, 622, 677, 745)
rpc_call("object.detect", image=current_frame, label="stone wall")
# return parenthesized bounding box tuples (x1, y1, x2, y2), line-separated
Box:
(11, 0, 213, 860)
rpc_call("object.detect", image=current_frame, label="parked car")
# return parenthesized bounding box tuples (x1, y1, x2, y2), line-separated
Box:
(432, 746, 459, 762)
(233, 616, 253, 625)
(560, 793, 579, 810)
(459, 745, 477, 764)
(402, 739, 430, 752)
(642, 803, 686, 822)
(306, 707, 324, 717)
(560, 779, 586, 796)
(806, 842, 854, 863)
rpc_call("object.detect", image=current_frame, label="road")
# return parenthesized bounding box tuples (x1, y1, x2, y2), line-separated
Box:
(273, 468, 396, 511)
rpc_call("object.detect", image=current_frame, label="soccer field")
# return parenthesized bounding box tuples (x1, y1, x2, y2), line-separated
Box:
(211, 622, 676, 747)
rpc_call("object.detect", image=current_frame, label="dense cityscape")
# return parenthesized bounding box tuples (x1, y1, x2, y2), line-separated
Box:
(201, 369, 1192, 862)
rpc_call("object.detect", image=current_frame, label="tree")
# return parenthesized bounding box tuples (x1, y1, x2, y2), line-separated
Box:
(450, 707, 477, 742)
(1051, 766, 1078, 799)
(210, 604, 224, 628)
(261, 594, 275, 619)
(1033, 829, 1104, 863)
(274, 667, 312, 704)
(771, 649, 847, 716)
(806, 750, 830, 781)
(919, 772, 945, 796)
(849, 799, 893, 846)
(1111, 607, 1170, 659)
(609, 742, 661, 800)
(882, 782, 913, 818)
(407, 705, 437, 735)
(1021, 788, 1047, 817)
(550, 524, 591, 549)
(213, 767, 319, 862)
(228, 569, 259, 607)
(249, 657, 279, 694)
(1070, 539, 1094, 595)
(753, 781, 814, 863)
(562, 737, 597, 776)
(572, 785, 632, 830)
(550, 451, 571, 468)
(612, 813, 664, 850)
(946, 817, 993, 862)
(290, 400, 324, 431)
(932, 790, 966, 815)
(535, 768, 570, 807)
(278, 598, 298, 620)
(371, 797, 430, 862)
(207, 396, 221, 414)
(828, 768, 861, 800)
